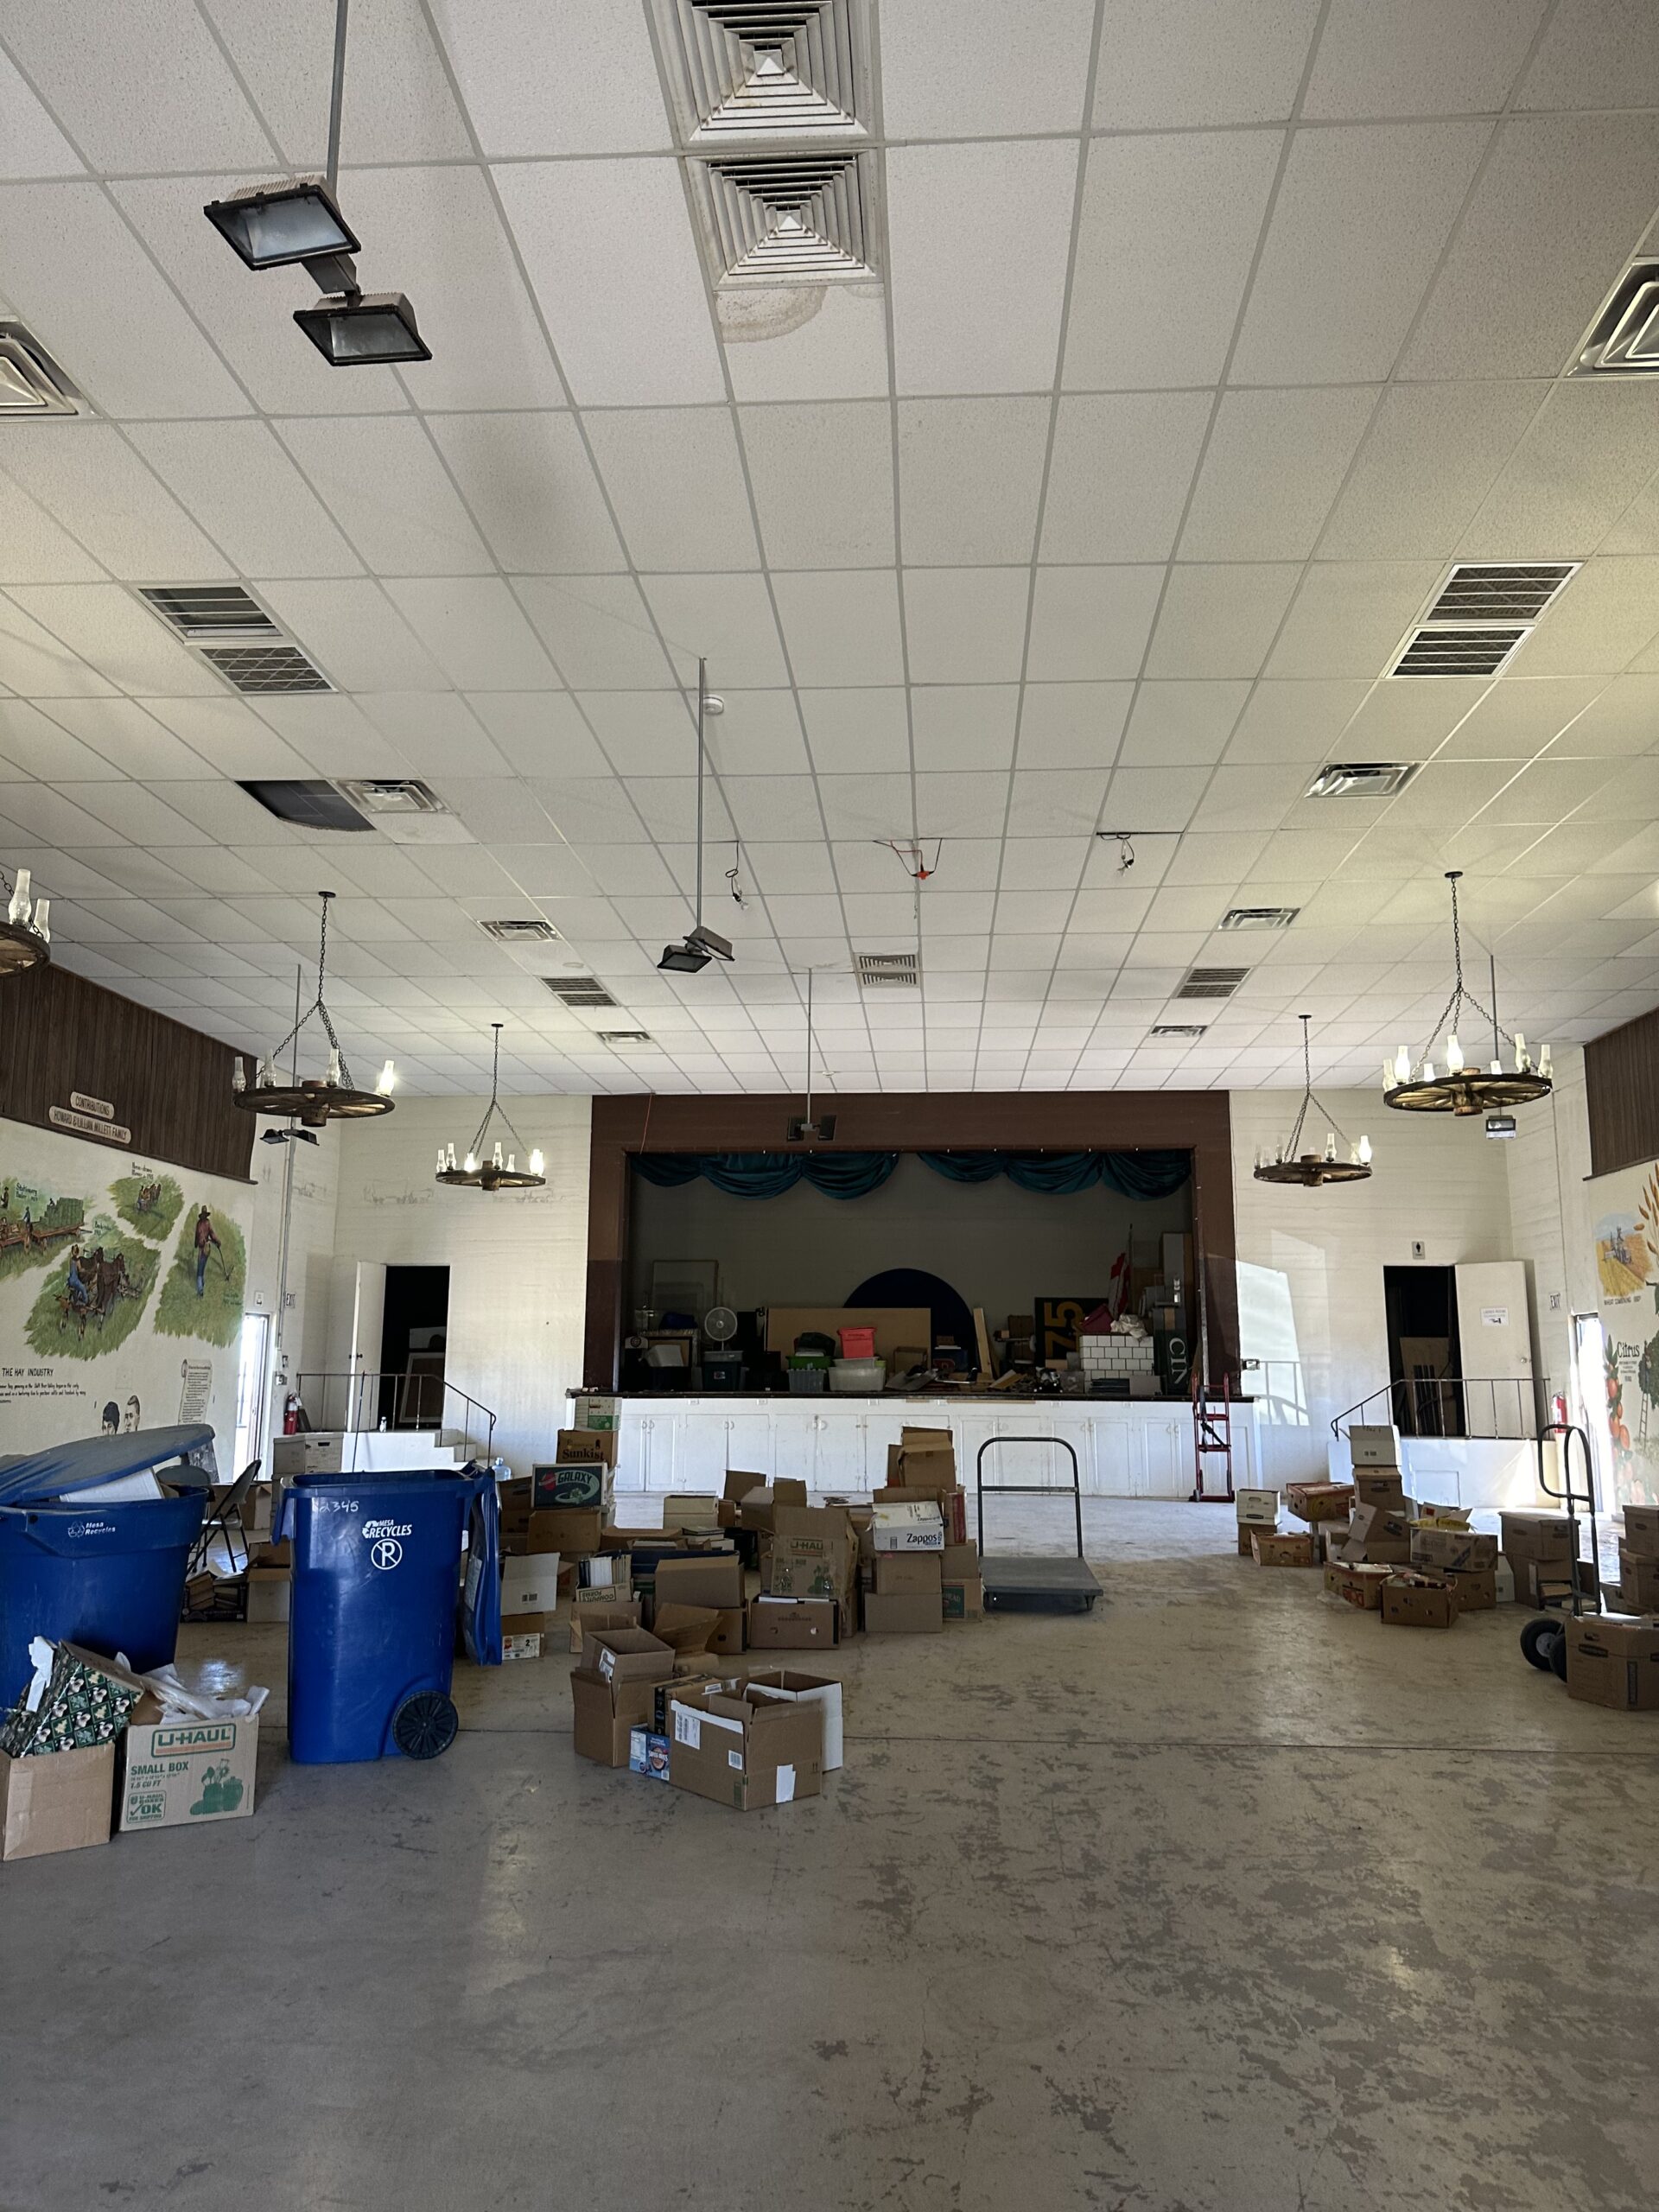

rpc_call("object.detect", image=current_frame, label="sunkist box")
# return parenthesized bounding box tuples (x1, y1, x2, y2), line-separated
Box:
(556, 1427, 619, 1468)
(120, 1712, 259, 1832)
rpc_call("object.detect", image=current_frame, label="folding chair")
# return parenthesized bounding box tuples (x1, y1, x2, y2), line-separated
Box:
(188, 1459, 261, 1580)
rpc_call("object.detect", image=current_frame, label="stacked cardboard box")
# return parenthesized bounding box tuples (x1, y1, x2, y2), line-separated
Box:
(1379, 1571, 1460, 1630)
(1617, 1503, 1659, 1612)
(1284, 1481, 1354, 1524)
(1337, 1437, 1414, 1567)
(1235, 1485, 1278, 1557)
(1564, 1613, 1659, 1711)
(753, 1501, 858, 1649)
(570, 1628, 677, 1767)
(877, 1427, 968, 1545)
(866, 1497, 945, 1630)
(1499, 1510, 1593, 1606)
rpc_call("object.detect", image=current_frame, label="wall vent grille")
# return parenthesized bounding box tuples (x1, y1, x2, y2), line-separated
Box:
(1305, 762, 1417, 798)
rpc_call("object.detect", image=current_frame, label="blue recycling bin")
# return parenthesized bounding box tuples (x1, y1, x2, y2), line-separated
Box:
(280, 1471, 489, 1764)
(0, 1491, 206, 1707)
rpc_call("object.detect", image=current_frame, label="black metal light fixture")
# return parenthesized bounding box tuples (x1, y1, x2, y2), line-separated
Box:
(203, 0, 429, 368)
(0, 866, 49, 977)
(1255, 1015, 1372, 1187)
(660, 660, 734, 974)
(232, 892, 396, 1127)
(1382, 871, 1552, 1116)
(435, 1025, 545, 1192)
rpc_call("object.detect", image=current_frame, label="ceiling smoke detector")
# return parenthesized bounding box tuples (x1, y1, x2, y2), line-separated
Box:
(1175, 966, 1248, 1001)
(1219, 907, 1299, 932)
(855, 951, 918, 988)
(480, 918, 561, 944)
(658, 0, 867, 143)
(1572, 261, 1659, 377)
(1305, 763, 1418, 799)
(693, 151, 874, 284)
(0, 323, 82, 414)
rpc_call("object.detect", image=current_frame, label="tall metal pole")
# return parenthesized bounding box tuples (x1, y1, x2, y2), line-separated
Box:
(694, 657, 706, 931)
(326, 0, 350, 195)
(268, 963, 304, 1452)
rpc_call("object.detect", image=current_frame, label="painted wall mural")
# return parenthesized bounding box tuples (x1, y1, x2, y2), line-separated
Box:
(0, 1116, 251, 1472)
(1593, 1158, 1659, 1510)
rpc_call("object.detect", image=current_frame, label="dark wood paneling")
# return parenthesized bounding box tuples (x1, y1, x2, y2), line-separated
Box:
(1586, 1005, 1659, 1178)
(584, 1091, 1237, 1389)
(0, 963, 253, 1182)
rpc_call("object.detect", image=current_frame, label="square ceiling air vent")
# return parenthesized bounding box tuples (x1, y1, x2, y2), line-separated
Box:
(1390, 627, 1529, 678)
(546, 977, 617, 1007)
(1573, 261, 1659, 377)
(600, 1030, 653, 1046)
(480, 918, 560, 944)
(694, 151, 874, 283)
(0, 323, 81, 414)
(140, 585, 279, 639)
(1218, 906, 1299, 931)
(1424, 563, 1577, 624)
(855, 950, 918, 988)
(337, 779, 447, 817)
(1305, 762, 1417, 798)
(1150, 1023, 1208, 1039)
(658, 0, 866, 143)
(202, 643, 331, 694)
(239, 779, 372, 832)
(1175, 966, 1248, 1001)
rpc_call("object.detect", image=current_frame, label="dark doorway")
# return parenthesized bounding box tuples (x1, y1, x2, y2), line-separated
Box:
(1383, 1264, 1462, 1436)
(378, 1265, 449, 1430)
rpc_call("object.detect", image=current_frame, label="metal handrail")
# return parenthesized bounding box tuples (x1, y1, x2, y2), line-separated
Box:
(295, 1370, 497, 1462)
(1331, 1373, 1546, 1442)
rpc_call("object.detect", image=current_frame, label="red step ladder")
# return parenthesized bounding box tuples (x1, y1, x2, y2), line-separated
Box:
(1191, 1372, 1236, 1503)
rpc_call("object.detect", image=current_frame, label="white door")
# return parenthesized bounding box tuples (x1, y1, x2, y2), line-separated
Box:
(1454, 1262, 1533, 1437)
(323, 1258, 387, 1433)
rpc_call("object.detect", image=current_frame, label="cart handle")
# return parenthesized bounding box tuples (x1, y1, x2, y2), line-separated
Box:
(975, 1435, 1084, 1562)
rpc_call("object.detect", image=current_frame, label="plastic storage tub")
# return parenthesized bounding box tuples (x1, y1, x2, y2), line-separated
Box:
(838, 1326, 877, 1359)
(0, 1491, 206, 1707)
(830, 1358, 886, 1394)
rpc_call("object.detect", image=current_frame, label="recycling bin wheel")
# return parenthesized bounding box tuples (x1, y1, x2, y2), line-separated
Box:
(393, 1690, 459, 1760)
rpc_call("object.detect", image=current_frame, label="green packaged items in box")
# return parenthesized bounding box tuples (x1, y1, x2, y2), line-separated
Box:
(1, 1641, 144, 1759)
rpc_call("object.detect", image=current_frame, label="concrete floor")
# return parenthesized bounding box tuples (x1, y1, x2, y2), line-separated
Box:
(3, 1500, 1656, 2211)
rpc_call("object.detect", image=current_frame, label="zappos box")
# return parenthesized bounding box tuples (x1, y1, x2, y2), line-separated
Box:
(119, 1713, 259, 1833)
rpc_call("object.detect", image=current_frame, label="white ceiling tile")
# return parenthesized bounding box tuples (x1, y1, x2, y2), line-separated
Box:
(818, 772, 916, 839)
(1121, 681, 1249, 766)
(124, 419, 364, 578)
(1437, 677, 1604, 760)
(719, 775, 826, 843)
(1548, 675, 1659, 758)
(887, 139, 1077, 396)
(1318, 383, 1544, 561)
(0, 43, 82, 176)
(1189, 762, 1309, 832)
(6, 583, 222, 694)
(3, 0, 271, 169)
(35, 696, 208, 780)
(382, 578, 561, 690)
(493, 159, 725, 406)
(254, 578, 450, 692)
(1460, 381, 1659, 561)
(912, 687, 1019, 772)
(0, 464, 105, 585)
(1264, 560, 1440, 678)
(0, 423, 228, 581)
(1094, 0, 1322, 126)
(0, 698, 119, 779)
(913, 771, 1011, 836)
(1005, 769, 1109, 838)
(772, 571, 906, 687)
(799, 688, 909, 774)
(1148, 563, 1300, 678)
(1517, 0, 1659, 111)
(640, 573, 788, 688)
(1042, 392, 1213, 563)
(582, 409, 756, 572)
(896, 398, 1051, 567)
(1017, 683, 1133, 770)
(1402, 114, 1659, 379)
(903, 569, 1030, 685)
(355, 694, 510, 783)
(1179, 388, 1377, 561)
(581, 689, 696, 778)
(0, 182, 251, 420)
(1100, 764, 1212, 831)
(140, 695, 315, 779)
(1027, 568, 1164, 681)
(718, 283, 891, 404)
(69, 779, 224, 845)
(881, 0, 1096, 134)
(424, 412, 623, 574)
(203, 0, 471, 165)
(1337, 677, 1491, 759)
(1304, 0, 1548, 118)
(1234, 123, 1490, 385)
(274, 417, 491, 576)
(513, 576, 675, 689)
(249, 693, 408, 777)
(1065, 130, 1282, 390)
(427, 0, 672, 157)
(1510, 557, 1659, 678)
(740, 401, 894, 568)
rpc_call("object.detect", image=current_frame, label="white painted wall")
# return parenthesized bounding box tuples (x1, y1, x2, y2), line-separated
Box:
(326, 1096, 591, 1474)
(245, 1122, 340, 1430)
(1230, 1089, 1516, 1484)
(1500, 1046, 1597, 1408)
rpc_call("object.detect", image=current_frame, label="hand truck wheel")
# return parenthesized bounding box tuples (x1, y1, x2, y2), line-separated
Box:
(392, 1689, 459, 1760)
(1519, 1617, 1564, 1675)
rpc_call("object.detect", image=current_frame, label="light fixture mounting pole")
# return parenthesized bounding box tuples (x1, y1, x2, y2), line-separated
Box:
(694, 656, 707, 935)
(327, 0, 350, 198)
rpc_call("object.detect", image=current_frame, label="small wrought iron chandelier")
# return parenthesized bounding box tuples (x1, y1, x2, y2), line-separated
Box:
(1383, 870, 1551, 1116)
(435, 1024, 544, 1192)
(232, 891, 396, 1126)
(1255, 1014, 1373, 1187)
(0, 867, 51, 977)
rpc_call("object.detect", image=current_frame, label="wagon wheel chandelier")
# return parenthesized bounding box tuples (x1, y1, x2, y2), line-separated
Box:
(435, 1024, 544, 1192)
(232, 891, 396, 1126)
(1382, 871, 1551, 1116)
(0, 866, 50, 977)
(1254, 1014, 1373, 1187)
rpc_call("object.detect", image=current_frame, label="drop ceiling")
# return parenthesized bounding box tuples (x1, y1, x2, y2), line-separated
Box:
(0, 1, 1657, 1098)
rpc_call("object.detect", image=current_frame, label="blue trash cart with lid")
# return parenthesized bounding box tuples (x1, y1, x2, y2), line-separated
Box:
(280, 1468, 493, 1763)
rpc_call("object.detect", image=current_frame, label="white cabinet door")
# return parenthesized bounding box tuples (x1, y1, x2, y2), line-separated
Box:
(1454, 1262, 1533, 1437)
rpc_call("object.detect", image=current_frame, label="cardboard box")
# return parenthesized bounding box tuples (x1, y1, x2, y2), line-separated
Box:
(1351, 1468, 1407, 1507)
(628, 1727, 672, 1782)
(666, 1682, 823, 1811)
(1621, 1503, 1659, 1555)
(746, 1667, 842, 1769)
(651, 1603, 721, 1656)
(572, 1669, 664, 1767)
(863, 1591, 944, 1632)
(572, 1393, 618, 1433)
(1414, 1501, 1472, 1527)
(1348, 1424, 1401, 1468)
(1, 1743, 114, 1860)
(941, 1539, 979, 1580)
(875, 1550, 943, 1597)
(1234, 1486, 1280, 1525)
(737, 1480, 808, 1536)
(872, 1500, 944, 1553)
(1250, 1530, 1317, 1568)
(1564, 1614, 1659, 1711)
(531, 1464, 613, 1511)
(502, 1630, 543, 1661)
(502, 1553, 561, 1614)
(768, 1503, 858, 1605)
(943, 1577, 983, 1620)
(245, 1567, 290, 1624)
(747, 1596, 839, 1649)
(1411, 1526, 1498, 1573)
(1323, 1562, 1391, 1610)
(1339, 1503, 1414, 1566)
(1380, 1575, 1459, 1630)
(708, 1605, 746, 1656)
(556, 1427, 619, 1468)
(661, 1495, 721, 1532)
(1236, 1523, 1262, 1557)
(119, 1714, 258, 1832)
(1499, 1511, 1576, 1564)
(568, 1601, 640, 1654)
(1284, 1482, 1355, 1524)
(1528, 1558, 1599, 1607)
(1447, 1567, 1497, 1611)
(653, 1554, 745, 1612)
(585, 1627, 674, 1685)
(530, 1506, 601, 1557)
(1618, 1547, 1659, 1613)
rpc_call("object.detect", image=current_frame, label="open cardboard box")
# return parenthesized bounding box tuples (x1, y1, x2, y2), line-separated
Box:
(664, 1681, 823, 1811)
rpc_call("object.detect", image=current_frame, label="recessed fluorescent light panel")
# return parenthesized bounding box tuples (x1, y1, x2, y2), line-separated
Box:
(1305, 763, 1417, 799)
(1573, 261, 1659, 377)
(1218, 907, 1299, 932)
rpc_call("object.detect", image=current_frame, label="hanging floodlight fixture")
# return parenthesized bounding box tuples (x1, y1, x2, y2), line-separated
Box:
(435, 1024, 545, 1192)
(203, 0, 429, 367)
(660, 658, 734, 974)
(0, 865, 50, 977)
(232, 892, 396, 1126)
(1382, 872, 1551, 1116)
(1254, 1015, 1372, 1187)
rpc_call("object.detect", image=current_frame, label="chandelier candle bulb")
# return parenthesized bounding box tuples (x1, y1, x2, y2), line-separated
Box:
(529, 1149, 543, 1178)
(1445, 1034, 1463, 1072)
(326, 1048, 342, 1086)
(1358, 1135, 1372, 1164)
(31, 899, 48, 941)
(1540, 1044, 1552, 1077)
(374, 1059, 396, 1096)
(506, 1154, 515, 1173)
(7, 869, 30, 924)
(1393, 1046, 1411, 1084)
(1324, 1133, 1337, 1160)
(463, 1153, 477, 1175)
(232, 1058, 246, 1093)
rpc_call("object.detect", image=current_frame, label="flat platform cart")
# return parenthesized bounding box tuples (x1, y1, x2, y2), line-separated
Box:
(976, 1435, 1102, 1614)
